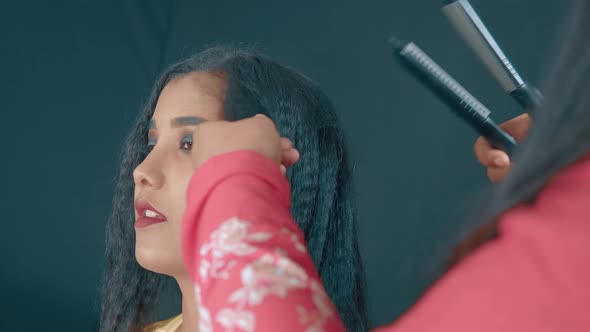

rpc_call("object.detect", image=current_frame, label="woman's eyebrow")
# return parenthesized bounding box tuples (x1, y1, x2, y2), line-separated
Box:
(148, 116, 206, 129)
(171, 116, 206, 128)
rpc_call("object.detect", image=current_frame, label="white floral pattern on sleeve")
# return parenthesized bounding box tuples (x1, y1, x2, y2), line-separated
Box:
(281, 227, 308, 253)
(199, 217, 273, 281)
(229, 253, 309, 306)
(296, 280, 337, 332)
(194, 285, 212, 332)
(196, 217, 338, 332)
(216, 309, 255, 332)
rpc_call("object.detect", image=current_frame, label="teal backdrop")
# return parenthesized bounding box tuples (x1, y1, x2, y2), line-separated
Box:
(1, 0, 570, 330)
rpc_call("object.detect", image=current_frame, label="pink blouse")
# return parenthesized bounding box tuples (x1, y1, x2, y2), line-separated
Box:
(182, 151, 590, 332)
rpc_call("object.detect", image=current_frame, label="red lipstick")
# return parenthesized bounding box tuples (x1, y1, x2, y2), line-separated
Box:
(134, 198, 167, 229)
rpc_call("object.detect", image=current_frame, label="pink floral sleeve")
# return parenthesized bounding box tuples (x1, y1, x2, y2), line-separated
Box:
(181, 151, 347, 332)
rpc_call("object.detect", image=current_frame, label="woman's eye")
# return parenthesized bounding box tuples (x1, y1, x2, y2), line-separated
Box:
(180, 141, 192, 150)
(180, 135, 193, 150)
(146, 139, 157, 153)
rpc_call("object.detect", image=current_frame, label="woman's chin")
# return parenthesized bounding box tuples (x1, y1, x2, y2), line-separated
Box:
(135, 245, 182, 276)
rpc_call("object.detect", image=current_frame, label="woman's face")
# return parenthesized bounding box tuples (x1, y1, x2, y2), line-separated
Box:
(132, 71, 226, 276)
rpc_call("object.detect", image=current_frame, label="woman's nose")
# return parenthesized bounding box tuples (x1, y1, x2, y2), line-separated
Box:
(133, 155, 164, 190)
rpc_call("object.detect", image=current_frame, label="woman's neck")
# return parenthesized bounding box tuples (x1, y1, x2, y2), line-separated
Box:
(175, 275, 199, 332)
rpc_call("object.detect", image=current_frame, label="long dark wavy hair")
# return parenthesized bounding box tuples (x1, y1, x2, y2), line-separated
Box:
(100, 46, 367, 331)
(449, 0, 590, 266)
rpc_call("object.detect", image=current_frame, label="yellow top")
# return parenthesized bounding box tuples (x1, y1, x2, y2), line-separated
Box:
(144, 314, 183, 332)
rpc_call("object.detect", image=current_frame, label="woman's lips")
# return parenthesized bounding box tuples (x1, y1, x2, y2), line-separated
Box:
(134, 198, 167, 229)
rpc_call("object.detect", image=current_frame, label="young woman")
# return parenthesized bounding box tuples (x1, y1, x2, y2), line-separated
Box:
(178, 1, 590, 331)
(99, 47, 367, 331)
